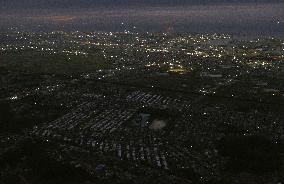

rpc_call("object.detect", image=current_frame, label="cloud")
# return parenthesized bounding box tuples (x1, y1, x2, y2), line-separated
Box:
(1, 0, 283, 9)
(0, 1, 283, 36)
(27, 16, 76, 24)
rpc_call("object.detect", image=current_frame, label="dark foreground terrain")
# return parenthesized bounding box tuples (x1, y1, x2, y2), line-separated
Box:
(1, 31, 284, 184)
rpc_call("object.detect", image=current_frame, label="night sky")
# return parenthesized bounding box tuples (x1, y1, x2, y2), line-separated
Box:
(0, 0, 283, 36)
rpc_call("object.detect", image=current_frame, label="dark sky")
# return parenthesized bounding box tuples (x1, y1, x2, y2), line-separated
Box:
(0, 0, 283, 36)
(1, 0, 283, 8)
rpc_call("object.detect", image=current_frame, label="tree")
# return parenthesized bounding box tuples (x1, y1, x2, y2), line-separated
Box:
(0, 101, 14, 132)
(217, 135, 282, 173)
